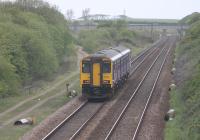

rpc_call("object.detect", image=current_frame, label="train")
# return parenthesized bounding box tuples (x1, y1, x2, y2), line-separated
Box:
(80, 46, 131, 99)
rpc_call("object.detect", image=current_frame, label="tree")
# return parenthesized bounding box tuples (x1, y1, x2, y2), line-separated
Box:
(0, 0, 75, 97)
(82, 8, 90, 21)
(66, 9, 74, 21)
(0, 56, 20, 97)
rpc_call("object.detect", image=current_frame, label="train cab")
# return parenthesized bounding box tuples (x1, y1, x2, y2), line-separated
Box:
(80, 46, 131, 99)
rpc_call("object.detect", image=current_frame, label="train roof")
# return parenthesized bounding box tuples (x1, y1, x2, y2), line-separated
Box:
(89, 46, 130, 61)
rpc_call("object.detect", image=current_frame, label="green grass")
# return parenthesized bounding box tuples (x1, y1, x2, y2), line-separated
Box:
(165, 90, 185, 140)
(28, 94, 71, 123)
(0, 70, 78, 113)
(0, 74, 79, 122)
(165, 13, 200, 139)
(0, 100, 38, 122)
(0, 80, 80, 140)
(0, 95, 69, 140)
(0, 125, 33, 140)
(0, 96, 29, 113)
(165, 84, 200, 140)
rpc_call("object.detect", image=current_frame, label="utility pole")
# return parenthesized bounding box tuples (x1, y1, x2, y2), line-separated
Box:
(123, 9, 126, 16)
(66, 83, 69, 96)
(123, 9, 126, 20)
(151, 23, 154, 42)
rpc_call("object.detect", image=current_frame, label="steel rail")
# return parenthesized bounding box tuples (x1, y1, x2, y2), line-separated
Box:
(131, 37, 166, 64)
(130, 37, 168, 74)
(104, 44, 167, 140)
(41, 101, 88, 140)
(69, 103, 105, 140)
(131, 47, 152, 64)
(132, 40, 173, 140)
(130, 47, 157, 75)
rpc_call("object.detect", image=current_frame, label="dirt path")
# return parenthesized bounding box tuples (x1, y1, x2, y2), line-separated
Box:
(1, 79, 78, 128)
(0, 71, 77, 119)
(0, 45, 88, 127)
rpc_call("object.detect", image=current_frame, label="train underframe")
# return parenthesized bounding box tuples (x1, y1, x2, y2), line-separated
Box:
(82, 73, 129, 100)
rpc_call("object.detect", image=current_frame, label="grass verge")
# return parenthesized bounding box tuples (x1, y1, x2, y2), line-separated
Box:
(0, 80, 80, 140)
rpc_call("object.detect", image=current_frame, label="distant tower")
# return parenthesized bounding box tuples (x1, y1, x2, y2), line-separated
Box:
(123, 9, 126, 20)
(123, 9, 126, 16)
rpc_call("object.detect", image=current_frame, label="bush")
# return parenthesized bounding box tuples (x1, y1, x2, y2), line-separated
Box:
(165, 13, 200, 140)
(78, 21, 137, 53)
(0, 56, 20, 97)
(78, 29, 112, 53)
(0, 0, 75, 96)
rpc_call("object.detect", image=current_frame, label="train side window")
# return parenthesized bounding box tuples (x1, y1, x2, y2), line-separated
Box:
(82, 62, 90, 73)
(103, 62, 111, 73)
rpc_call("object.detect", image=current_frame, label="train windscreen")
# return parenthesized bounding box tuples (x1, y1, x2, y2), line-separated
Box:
(102, 62, 111, 73)
(82, 62, 90, 73)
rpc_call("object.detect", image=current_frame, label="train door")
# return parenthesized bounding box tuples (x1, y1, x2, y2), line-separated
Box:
(93, 63, 100, 86)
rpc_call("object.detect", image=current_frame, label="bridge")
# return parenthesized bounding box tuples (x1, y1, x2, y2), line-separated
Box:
(128, 24, 189, 30)
(69, 23, 189, 31)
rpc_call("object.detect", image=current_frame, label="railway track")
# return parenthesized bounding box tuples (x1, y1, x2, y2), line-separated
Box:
(41, 101, 87, 140)
(131, 39, 174, 140)
(104, 38, 173, 140)
(87, 37, 171, 140)
(135, 38, 177, 140)
(130, 37, 168, 74)
(42, 101, 105, 140)
(41, 37, 170, 140)
(131, 37, 167, 66)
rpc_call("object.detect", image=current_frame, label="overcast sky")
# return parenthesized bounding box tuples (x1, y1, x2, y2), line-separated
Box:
(45, 0, 200, 19)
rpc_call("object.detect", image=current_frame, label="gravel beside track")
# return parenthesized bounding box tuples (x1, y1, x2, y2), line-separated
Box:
(46, 102, 104, 140)
(136, 37, 177, 140)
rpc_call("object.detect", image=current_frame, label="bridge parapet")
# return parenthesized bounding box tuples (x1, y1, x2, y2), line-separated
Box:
(69, 23, 189, 31)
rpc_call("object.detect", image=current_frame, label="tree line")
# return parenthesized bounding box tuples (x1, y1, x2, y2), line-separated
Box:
(0, 0, 74, 97)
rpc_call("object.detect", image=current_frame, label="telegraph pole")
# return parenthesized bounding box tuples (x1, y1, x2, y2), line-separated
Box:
(151, 23, 154, 41)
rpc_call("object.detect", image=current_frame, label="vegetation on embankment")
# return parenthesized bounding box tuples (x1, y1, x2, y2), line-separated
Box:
(165, 12, 200, 140)
(0, 0, 75, 98)
(77, 20, 153, 54)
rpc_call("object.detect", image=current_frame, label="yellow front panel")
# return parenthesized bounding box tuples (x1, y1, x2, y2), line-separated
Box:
(80, 73, 90, 85)
(93, 63, 100, 86)
(103, 62, 113, 87)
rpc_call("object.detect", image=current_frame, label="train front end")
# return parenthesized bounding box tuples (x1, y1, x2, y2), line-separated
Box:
(80, 56, 113, 99)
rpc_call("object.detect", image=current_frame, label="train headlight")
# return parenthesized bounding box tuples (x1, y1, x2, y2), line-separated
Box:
(83, 80, 90, 84)
(103, 80, 110, 84)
